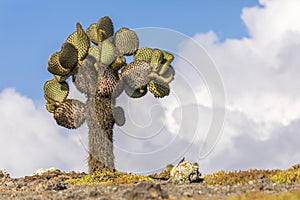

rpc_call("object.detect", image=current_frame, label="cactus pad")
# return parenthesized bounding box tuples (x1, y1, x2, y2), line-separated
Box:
(150, 49, 163, 72)
(160, 51, 174, 75)
(73, 55, 98, 97)
(112, 106, 125, 126)
(48, 52, 71, 76)
(86, 23, 98, 45)
(114, 28, 139, 56)
(54, 99, 86, 129)
(121, 60, 151, 89)
(148, 80, 170, 98)
(100, 38, 118, 66)
(162, 65, 175, 80)
(44, 79, 69, 103)
(97, 16, 114, 41)
(97, 67, 119, 97)
(88, 46, 101, 62)
(66, 23, 90, 61)
(45, 102, 56, 113)
(59, 42, 78, 69)
(124, 83, 147, 98)
(134, 47, 153, 62)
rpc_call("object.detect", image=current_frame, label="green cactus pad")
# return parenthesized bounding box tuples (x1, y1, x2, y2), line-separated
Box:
(150, 49, 163, 72)
(121, 60, 151, 89)
(54, 99, 86, 129)
(86, 23, 98, 45)
(45, 101, 56, 113)
(59, 42, 78, 69)
(148, 80, 170, 98)
(73, 56, 98, 97)
(100, 38, 118, 66)
(114, 28, 139, 56)
(66, 23, 90, 61)
(97, 16, 114, 41)
(44, 79, 69, 103)
(88, 46, 101, 62)
(134, 47, 153, 62)
(124, 83, 147, 98)
(48, 52, 71, 76)
(159, 51, 175, 75)
(112, 106, 125, 126)
(97, 67, 119, 97)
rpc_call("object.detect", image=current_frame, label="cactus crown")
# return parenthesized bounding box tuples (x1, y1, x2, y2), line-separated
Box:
(43, 16, 175, 133)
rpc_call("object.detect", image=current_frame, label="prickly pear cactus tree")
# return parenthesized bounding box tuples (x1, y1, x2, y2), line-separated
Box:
(43, 16, 175, 174)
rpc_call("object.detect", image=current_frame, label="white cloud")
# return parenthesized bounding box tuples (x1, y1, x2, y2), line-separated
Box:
(115, 0, 300, 174)
(180, 0, 300, 173)
(0, 88, 87, 177)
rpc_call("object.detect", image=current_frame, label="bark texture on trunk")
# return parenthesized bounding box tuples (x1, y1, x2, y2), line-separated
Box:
(85, 67, 118, 173)
(85, 96, 115, 173)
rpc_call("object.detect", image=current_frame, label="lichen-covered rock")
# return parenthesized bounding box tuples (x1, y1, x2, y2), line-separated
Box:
(32, 168, 60, 176)
(0, 169, 10, 179)
(169, 158, 201, 184)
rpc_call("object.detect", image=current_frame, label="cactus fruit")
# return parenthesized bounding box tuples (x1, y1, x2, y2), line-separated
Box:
(114, 28, 139, 56)
(44, 79, 69, 103)
(54, 99, 86, 129)
(44, 17, 175, 174)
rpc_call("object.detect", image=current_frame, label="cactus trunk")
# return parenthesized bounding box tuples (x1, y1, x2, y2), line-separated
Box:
(85, 96, 115, 173)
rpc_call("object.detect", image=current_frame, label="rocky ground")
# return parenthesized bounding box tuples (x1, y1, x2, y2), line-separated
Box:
(1, 169, 300, 200)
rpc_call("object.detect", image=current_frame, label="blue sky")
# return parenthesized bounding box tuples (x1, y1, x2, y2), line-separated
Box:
(0, 0, 259, 100)
(1, 0, 300, 177)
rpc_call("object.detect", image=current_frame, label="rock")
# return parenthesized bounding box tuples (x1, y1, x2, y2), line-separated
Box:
(32, 167, 60, 176)
(122, 182, 168, 199)
(169, 158, 202, 184)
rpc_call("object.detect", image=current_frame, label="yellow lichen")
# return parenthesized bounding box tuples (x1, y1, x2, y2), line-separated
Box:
(66, 170, 154, 185)
(270, 170, 300, 184)
(149, 164, 173, 180)
(203, 169, 280, 186)
(203, 167, 300, 186)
